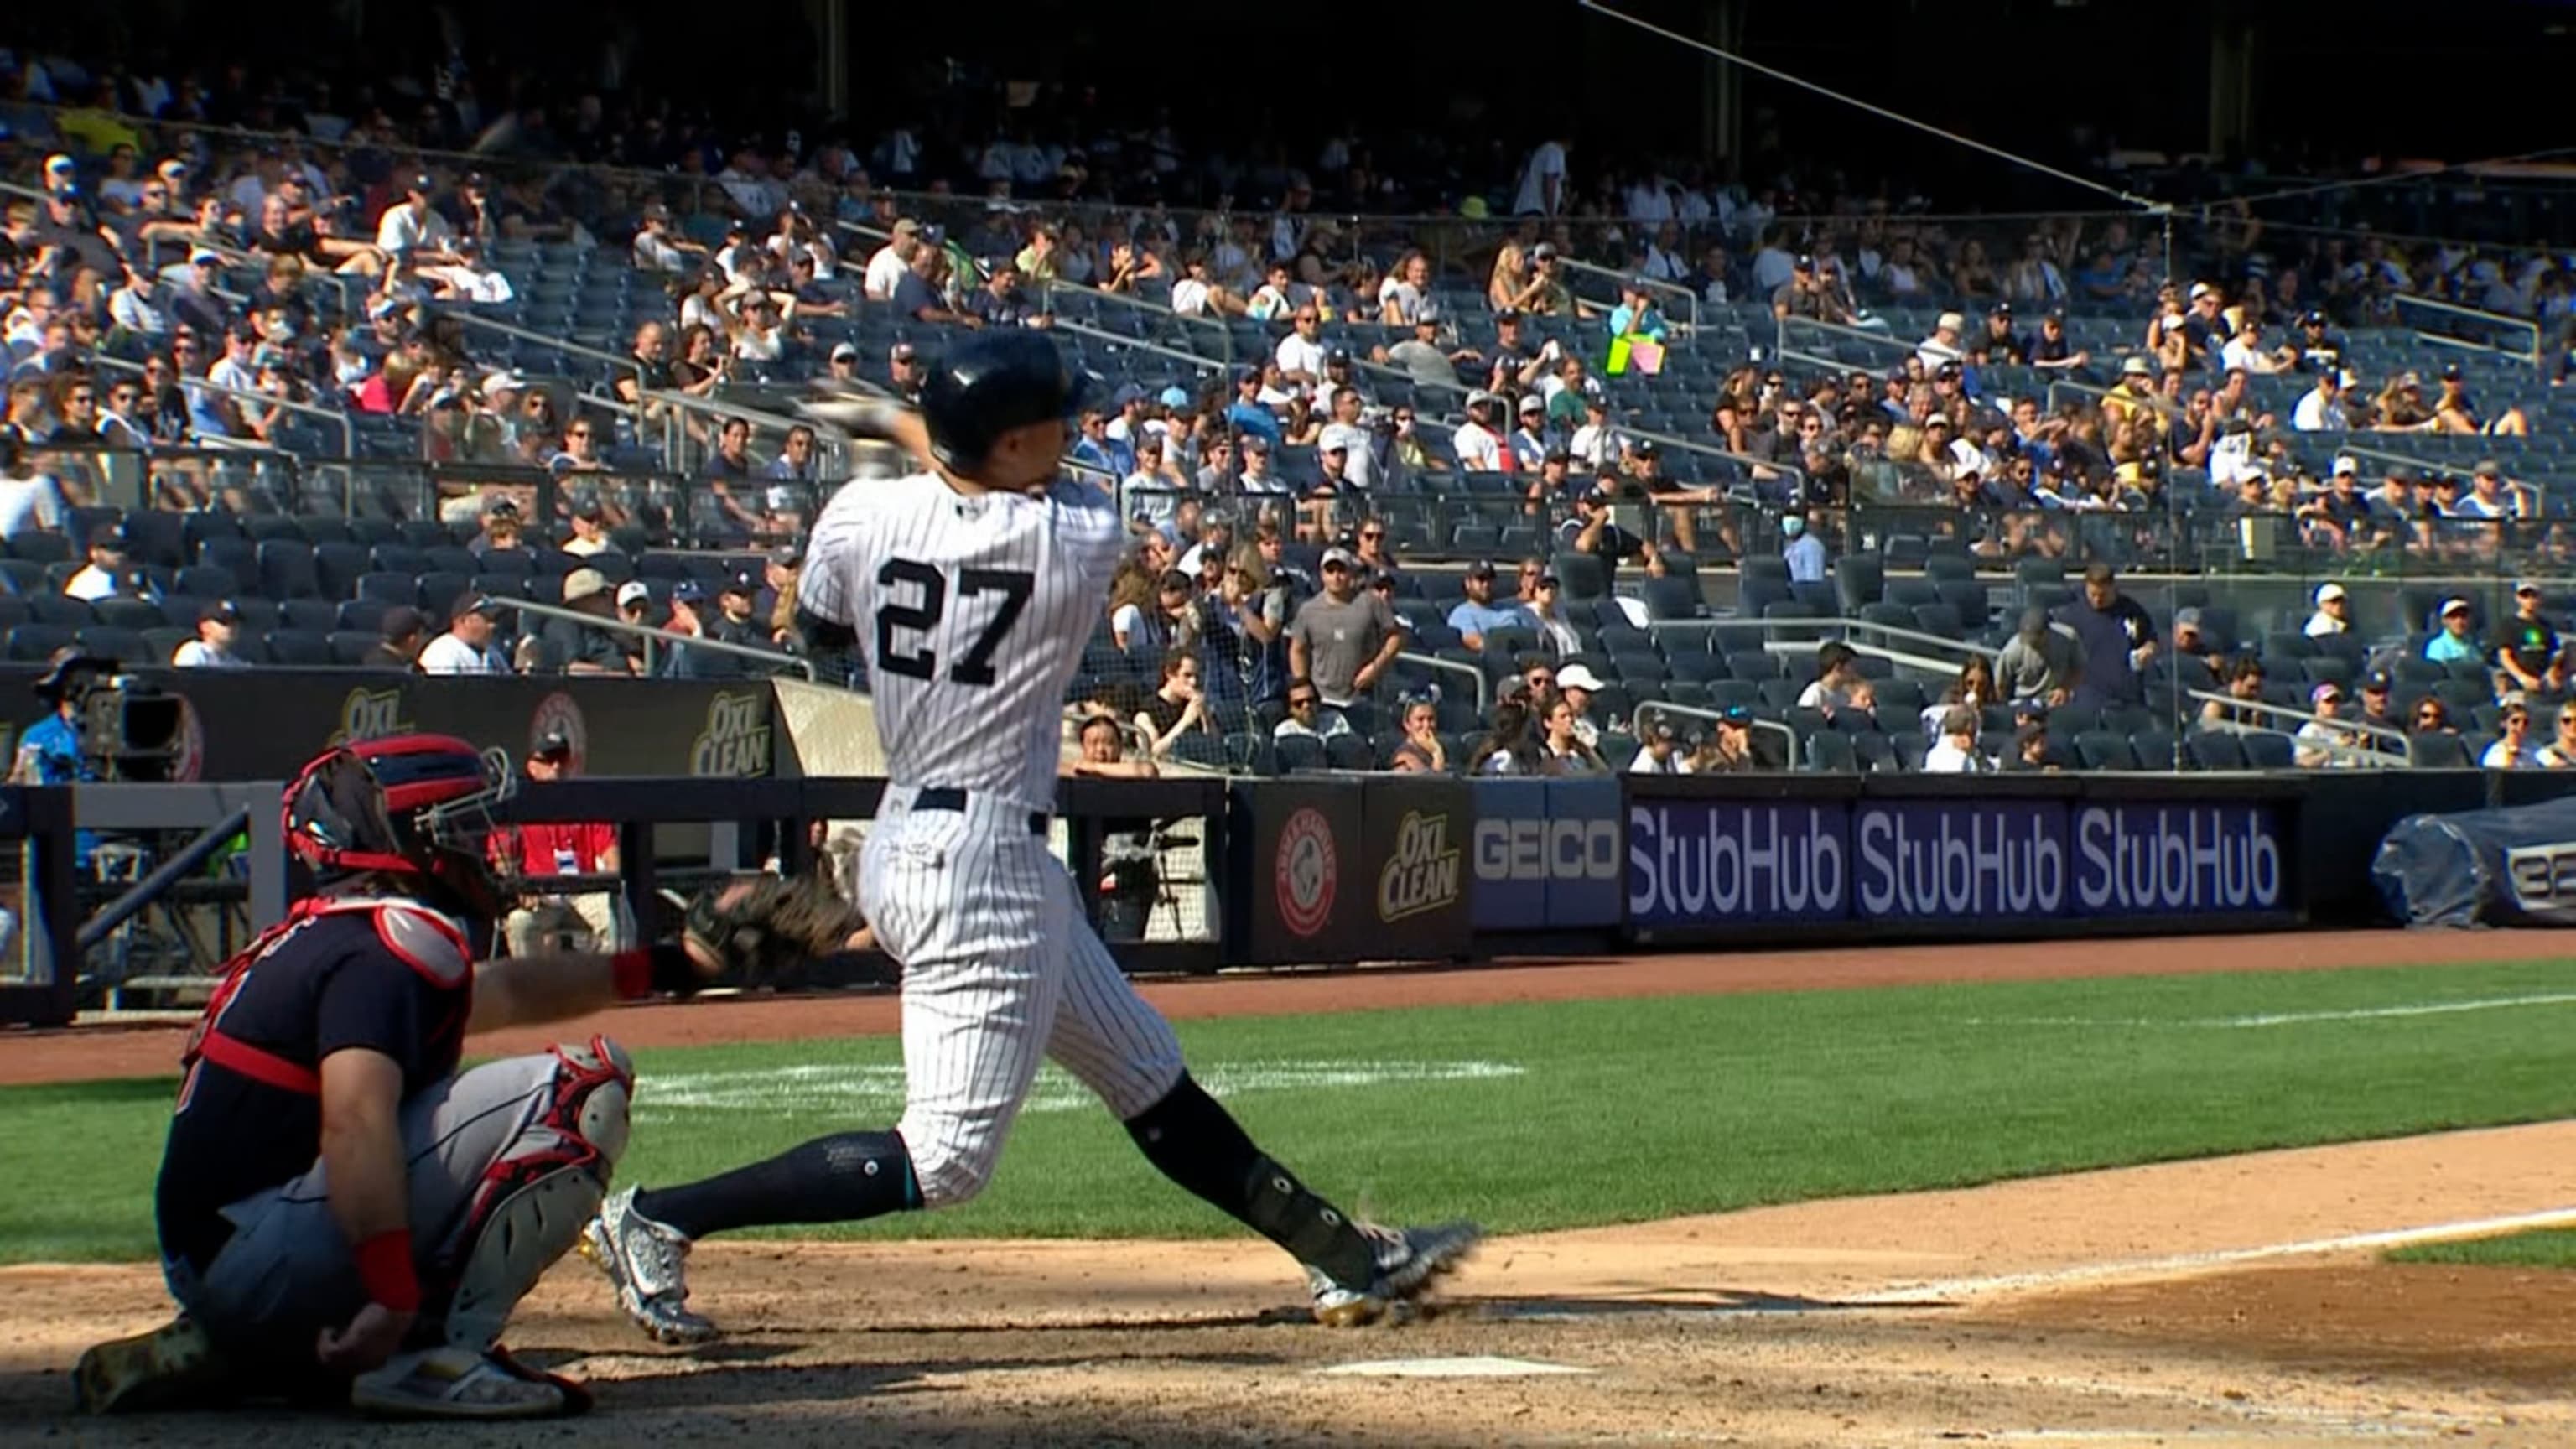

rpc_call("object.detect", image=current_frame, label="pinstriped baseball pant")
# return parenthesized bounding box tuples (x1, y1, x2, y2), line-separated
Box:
(861, 789, 1187, 1207)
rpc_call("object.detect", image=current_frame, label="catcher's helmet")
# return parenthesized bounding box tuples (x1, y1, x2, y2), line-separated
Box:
(916, 330, 1093, 475)
(283, 734, 516, 917)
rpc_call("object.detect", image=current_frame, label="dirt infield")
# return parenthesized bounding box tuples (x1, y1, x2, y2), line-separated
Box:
(3, 927, 2571, 1445)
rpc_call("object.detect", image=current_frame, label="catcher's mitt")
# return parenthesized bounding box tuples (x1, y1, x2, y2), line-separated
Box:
(681, 875, 866, 984)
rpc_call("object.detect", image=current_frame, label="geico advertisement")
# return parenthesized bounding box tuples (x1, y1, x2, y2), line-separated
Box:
(1629, 798, 2287, 926)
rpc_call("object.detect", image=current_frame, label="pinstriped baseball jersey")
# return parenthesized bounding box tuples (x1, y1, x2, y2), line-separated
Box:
(802, 471, 1127, 807)
(801, 466, 1186, 1206)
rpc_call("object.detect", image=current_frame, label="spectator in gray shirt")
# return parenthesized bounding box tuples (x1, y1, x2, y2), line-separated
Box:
(1996, 606, 2084, 708)
(1373, 304, 1478, 387)
(1286, 546, 1406, 717)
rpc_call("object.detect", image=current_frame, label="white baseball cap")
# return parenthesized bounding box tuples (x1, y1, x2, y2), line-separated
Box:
(615, 580, 651, 608)
(1555, 663, 1606, 693)
(2332, 454, 2358, 476)
(2314, 583, 2346, 605)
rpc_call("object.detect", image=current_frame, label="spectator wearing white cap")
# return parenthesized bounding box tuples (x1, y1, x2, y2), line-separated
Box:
(863, 220, 923, 299)
(2425, 599, 2484, 667)
(2303, 583, 2352, 637)
(1446, 391, 1511, 472)
(1552, 663, 1606, 749)
(1286, 547, 1405, 716)
(2296, 684, 2363, 769)
(1915, 312, 1966, 372)
(1509, 394, 1551, 471)
(2293, 369, 2355, 431)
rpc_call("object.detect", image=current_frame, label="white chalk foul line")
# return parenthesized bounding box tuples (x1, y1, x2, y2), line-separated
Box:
(1848, 1206, 2576, 1303)
(1967, 991, 2576, 1031)
(635, 1058, 1524, 1121)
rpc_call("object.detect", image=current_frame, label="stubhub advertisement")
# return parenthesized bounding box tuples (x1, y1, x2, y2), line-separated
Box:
(1629, 795, 2287, 932)
(1627, 800, 1851, 926)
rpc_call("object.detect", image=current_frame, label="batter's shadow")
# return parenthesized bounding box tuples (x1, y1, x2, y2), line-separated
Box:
(522, 1348, 1291, 1410)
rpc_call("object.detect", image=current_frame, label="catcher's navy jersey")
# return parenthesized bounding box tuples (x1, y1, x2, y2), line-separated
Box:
(154, 899, 473, 1272)
(802, 471, 1124, 808)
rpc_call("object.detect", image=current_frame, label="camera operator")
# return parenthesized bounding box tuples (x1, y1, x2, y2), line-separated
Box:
(8, 649, 106, 865)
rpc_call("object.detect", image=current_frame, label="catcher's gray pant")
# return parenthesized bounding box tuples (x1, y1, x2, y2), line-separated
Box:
(861, 787, 1187, 1207)
(164, 1041, 631, 1366)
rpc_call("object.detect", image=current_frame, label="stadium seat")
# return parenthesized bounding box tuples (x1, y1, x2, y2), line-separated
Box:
(76, 625, 146, 664)
(2239, 731, 2296, 770)
(1641, 576, 1701, 621)
(314, 543, 373, 600)
(1275, 734, 1328, 774)
(1852, 732, 1898, 773)
(1323, 734, 1374, 771)
(2187, 730, 2249, 771)
(2075, 730, 2137, 771)
(2407, 731, 2473, 768)
(1805, 731, 1859, 772)
(92, 598, 164, 630)
(2130, 730, 2179, 770)
(8, 532, 70, 566)
(29, 595, 92, 626)
(356, 572, 418, 606)
(1834, 555, 1883, 611)
(199, 537, 257, 591)
(417, 572, 474, 620)
(281, 599, 340, 633)
(6, 624, 75, 661)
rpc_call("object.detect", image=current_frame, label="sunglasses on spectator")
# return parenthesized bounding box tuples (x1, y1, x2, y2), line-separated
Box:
(1294, 314, 1318, 324)
(1360, 529, 1384, 540)
(1288, 694, 1318, 709)
(567, 428, 593, 439)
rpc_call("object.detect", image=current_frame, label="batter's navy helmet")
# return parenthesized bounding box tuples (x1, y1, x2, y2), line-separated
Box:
(917, 330, 1093, 475)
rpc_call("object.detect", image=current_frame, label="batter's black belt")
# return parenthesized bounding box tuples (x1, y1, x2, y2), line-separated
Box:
(910, 787, 1047, 837)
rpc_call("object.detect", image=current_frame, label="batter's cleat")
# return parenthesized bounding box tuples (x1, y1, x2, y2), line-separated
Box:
(1307, 1220, 1484, 1327)
(349, 1345, 586, 1420)
(579, 1186, 719, 1345)
(73, 1315, 229, 1415)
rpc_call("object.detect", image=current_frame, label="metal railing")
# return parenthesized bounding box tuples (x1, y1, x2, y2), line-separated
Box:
(86, 354, 356, 459)
(2184, 688, 2412, 767)
(1047, 317, 1234, 380)
(1646, 614, 1989, 669)
(1630, 699, 1803, 771)
(1774, 314, 1919, 377)
(506, 595, 818, 682)
(1040, 279, 1233, 363)
(455, 313, 647, 402)
(1396, 650, 1491, 717)
(1559, 256, 1701, 344)
(2392, 294, 2543, 368)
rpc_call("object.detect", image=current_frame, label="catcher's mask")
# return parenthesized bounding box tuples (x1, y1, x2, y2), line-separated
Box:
(284, 734, 517, 918)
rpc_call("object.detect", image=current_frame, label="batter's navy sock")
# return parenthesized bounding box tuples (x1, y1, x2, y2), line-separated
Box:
(1125, 1075, 1378, 1289)
(633, 1130, 921, 1239)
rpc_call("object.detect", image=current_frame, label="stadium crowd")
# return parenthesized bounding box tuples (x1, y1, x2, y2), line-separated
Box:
(6, 39, 2576, 777)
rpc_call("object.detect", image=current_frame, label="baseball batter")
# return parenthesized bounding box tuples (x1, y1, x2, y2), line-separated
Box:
(584, 330, 1479, 1343)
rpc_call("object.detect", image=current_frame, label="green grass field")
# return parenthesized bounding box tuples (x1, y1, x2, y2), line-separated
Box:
(8, 959, 2576, 1265)
(2390, 1228, 2576, 1269)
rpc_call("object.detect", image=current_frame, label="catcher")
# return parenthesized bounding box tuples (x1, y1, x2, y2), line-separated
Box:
(77, 733, 860, 1420)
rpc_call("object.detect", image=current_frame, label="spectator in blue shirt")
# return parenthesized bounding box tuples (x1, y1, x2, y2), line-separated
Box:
(1223, 367, 1282, 449)
(1444, 559, 1539, 654)
(1607, 278, 1668, 345)
(1782, 512, 1828, 583)
(2425, 599, 2486, 666)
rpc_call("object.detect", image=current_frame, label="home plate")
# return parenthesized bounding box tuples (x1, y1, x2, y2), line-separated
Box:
(1316, 1355, 1593, 1379)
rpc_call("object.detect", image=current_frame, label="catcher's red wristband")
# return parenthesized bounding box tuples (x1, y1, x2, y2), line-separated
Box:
(353, 1228, 421, 1312)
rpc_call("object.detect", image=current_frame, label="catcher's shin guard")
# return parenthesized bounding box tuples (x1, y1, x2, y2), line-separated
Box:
(435, 1036, 632, 1353)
